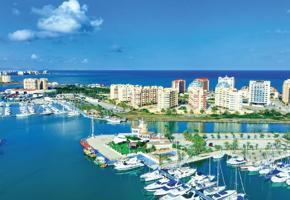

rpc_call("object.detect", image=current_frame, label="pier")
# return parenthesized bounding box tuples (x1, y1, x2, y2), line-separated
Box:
(86, 135, 125, 160)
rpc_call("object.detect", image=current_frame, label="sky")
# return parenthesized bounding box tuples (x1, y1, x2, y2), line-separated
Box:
(1, 0, 290, 70)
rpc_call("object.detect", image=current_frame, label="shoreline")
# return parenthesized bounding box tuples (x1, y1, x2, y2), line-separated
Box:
(119, 113, 290, 124)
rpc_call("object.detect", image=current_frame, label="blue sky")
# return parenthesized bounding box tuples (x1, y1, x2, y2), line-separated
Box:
(1, 0, 290, 70)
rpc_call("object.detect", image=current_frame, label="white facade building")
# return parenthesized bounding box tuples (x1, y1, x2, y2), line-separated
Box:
(217, 76, 235, 89)
(157, 88, 178, 111)
(249, 80, 271, 105)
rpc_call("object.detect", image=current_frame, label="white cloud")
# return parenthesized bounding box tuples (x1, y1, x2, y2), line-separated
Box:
(31, 54, 39, 60)
(9, 0, 103, 41)
(12, 8, 20, 16)
(8, 29, 35, 41)
(81, 58, 88, 64)
(90, 18, 104, 28)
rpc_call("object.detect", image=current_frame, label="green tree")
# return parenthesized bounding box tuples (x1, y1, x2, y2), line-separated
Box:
(187, 133, 207, 156)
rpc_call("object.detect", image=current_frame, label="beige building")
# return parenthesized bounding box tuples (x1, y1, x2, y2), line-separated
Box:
(110, 84, 163, 108)
(23, 78, 48, 90)
(0, 75, 11, 83)
(215, 81, 242, 111)
(157, 88, 178, 111)
(282, 79, 290, 105)
(188, 80, 207, 113)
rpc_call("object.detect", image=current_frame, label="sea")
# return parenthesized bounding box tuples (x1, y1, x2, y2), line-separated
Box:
(0, 70, 290, 200)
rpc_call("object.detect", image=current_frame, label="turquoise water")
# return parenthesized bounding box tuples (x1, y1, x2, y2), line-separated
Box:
(0, 116, 289, 199)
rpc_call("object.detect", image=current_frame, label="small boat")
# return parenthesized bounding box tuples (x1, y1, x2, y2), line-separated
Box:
(83, 148, 96, 158)
(80, 139, 91, 149)
(94, 156, 108, 168)
(106, 117, 122, 124)
(212, 190, 237, 200)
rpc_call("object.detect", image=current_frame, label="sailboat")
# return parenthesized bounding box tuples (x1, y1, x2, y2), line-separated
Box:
(204, 158, 226, 196)
(230, 166, 247, 200)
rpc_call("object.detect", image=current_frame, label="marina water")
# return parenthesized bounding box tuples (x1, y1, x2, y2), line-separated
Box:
(0, 116, 289, 200)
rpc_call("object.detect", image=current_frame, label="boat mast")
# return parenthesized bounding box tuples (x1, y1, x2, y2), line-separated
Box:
(217, 160, 220, 187)
(235, 166, 238, 191)
(209, 157, 211, 176)
(91, 117, 94, 137)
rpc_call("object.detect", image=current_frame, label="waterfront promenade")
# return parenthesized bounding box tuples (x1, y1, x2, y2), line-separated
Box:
(87, 135, 124, 160)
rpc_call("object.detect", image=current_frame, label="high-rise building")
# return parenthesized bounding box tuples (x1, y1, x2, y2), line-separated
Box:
(282, 79, 290, 105)
(215, 81, 242, 111)
(23, 78, 48, 90)
(172, 79, 186, 93)
(249, 80, 271, 105)
(0, 75, 11, 83)
(195, 77, 209, 91)
(218, 76, 235, 89)
(188, 80, 207, 113)
(157, 88, 178, 110)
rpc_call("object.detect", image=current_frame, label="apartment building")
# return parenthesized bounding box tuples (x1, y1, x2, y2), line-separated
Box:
(188, 80, 207, 113)
(249, 80, 271, 106)
(157, 88, 178, 111)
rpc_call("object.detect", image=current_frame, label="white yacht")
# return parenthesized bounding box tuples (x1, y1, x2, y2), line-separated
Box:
(158, 185, 191, 199)
(114, 157, 144, 171)
(226, 157, 246, 166)
(145, 178, 171, 191)
(140, 170, 163, 182)
(153, 182, 183, 196)
(271, 172, 289, 183)
(168, 167, 196, 179)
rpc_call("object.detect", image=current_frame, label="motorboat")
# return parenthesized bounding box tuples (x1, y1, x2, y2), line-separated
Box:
(203, 186, 226, 196)
(212, 190, 237, 200)
(106, 116, 122, 124)
(159, 185, 191, 199)
(271, 172, 289, 183)
(170, 167, 197, 179)
(140, 170, 163, 182)
(153, 182, 183, 196)
(145, 178, 171, 191)
(259, 167, 272, 175)
(114, 157, 144, 171)
(247, 165, 262, 172)
(226, 157, 246, 166)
